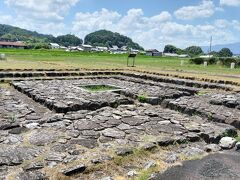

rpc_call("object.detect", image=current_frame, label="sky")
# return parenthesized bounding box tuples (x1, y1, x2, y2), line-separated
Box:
(0, 0, 240, 50)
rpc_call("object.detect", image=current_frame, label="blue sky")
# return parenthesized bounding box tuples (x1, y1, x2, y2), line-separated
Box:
(0, 0, 240, 50)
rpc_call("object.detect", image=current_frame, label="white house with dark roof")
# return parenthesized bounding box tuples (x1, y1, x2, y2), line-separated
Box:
(96, 46, 108, 52)
(146, 49, 162, 56)
(81, 44, 93, 51)
(50, 43, 60, 49)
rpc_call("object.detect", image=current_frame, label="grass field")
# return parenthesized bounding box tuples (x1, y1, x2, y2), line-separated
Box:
(0, 49, 240, 83)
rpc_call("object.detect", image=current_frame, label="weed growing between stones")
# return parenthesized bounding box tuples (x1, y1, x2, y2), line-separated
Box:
(0, 83, 10, 88)
(113, 149, 150, 166)
(137, 166, 160, 180)
(76, 147, 168, 180)
(197, 91, 208, 96)
(235, 134, 240, 142)
(8, 113, 17, 123)
(222, 129, 238, 138)
(138, 93, 148, 103)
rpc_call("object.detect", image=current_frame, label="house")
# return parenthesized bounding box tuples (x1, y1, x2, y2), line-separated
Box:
(67, 46, 83, 52)
(130, 49, 140, 54)
(146, 49, 162, 56)
(199, 55, 213, 58)
(96, 46, 108, 52)
(109, 45, 120, 54)
(121, 46, 128, 51)
(233, 54, 240, 58)
(112, 45, 119, 50)
(178, 54, 189, 58)
(59, 46, 67, 50)
(81, 44, 93, 51)
(50, 43, 60, 49)
(163, 53, 179, 57)
(109, 45, 119, 51)
(0, 41, 26, 49)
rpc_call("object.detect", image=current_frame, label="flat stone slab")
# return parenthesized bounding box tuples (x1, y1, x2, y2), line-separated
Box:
(0, 146, 41, 166)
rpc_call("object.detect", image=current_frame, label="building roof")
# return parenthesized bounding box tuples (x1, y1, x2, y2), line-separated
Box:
(199, 55, 213, 58)
(163, 53, 179, 57)
(50, 43, 60, 47)
(178, 54, 189, 57)
(0, 41, 26, 47)
(82, 44, 93, 48)
(146, 49, 159, 53)
(97, 46, 108, 50)
(112, 45, 119, 50)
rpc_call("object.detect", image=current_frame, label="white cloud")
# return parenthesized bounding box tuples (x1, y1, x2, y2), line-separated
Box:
(0, 14, 13, 24)
(72, 8, 121, 36)
(220, 0, 240, 6)
(4, 0, 79, 21)
(215, 19, 240, 31)
(232, 20, 240, 31)
(149, 11, 172, 22)
(174, 0, 215, 20)
(2, 0, 79, 36)
(16, 20, 67, 36)
(72, 8, 238, 50)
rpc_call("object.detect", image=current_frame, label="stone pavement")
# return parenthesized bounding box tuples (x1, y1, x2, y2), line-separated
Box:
(0, 73, 239, 179)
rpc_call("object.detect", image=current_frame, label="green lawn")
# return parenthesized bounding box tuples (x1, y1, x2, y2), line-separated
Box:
(0, 49, 240, 82)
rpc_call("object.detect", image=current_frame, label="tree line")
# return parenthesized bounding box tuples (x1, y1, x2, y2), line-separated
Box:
(163, 44, 233, 57)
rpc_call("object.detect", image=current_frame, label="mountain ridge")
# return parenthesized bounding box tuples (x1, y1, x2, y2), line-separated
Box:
(0, 24, 144, 50)
(202, 42, 240, 54)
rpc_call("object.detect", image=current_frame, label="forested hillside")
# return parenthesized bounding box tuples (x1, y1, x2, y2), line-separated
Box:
(0, 24, 82, 47)
(0, 24, 54, 43)
(84, 30, 144, 50)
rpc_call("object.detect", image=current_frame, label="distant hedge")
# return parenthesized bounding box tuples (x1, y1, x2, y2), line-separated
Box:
(190, 57, 240, 67)
(219, 58, 240, 66)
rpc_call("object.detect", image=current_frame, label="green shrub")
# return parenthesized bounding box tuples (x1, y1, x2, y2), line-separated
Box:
(219, 58, 240, 67)
(189, 58, 204, 65)
(190, 57, 240, 67)
(34, 43, 51, 49)
(208, 57, 217, 65)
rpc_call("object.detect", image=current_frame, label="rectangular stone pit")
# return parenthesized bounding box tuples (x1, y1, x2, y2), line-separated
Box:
(11, 80, 133, 113)
(11, 76, 193, 113)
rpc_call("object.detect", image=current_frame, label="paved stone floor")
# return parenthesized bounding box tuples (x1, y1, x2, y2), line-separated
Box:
(0, 75, 239, 180)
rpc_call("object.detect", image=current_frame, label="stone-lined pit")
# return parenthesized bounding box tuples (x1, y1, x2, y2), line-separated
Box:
(11, 77, 193, 113)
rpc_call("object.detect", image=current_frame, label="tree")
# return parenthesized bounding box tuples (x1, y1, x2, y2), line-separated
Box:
(163, 45, 178, 53)
(218, 48, 233, 57)
(209, 51, 219, 57)
(84, 30, 144, 50)
(185, 46, 203, 56)
(176, 48, 186, 55)
(54, 34, 82, 47)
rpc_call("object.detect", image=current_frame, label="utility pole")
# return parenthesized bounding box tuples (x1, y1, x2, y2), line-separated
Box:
(209, 36, 212, 54)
